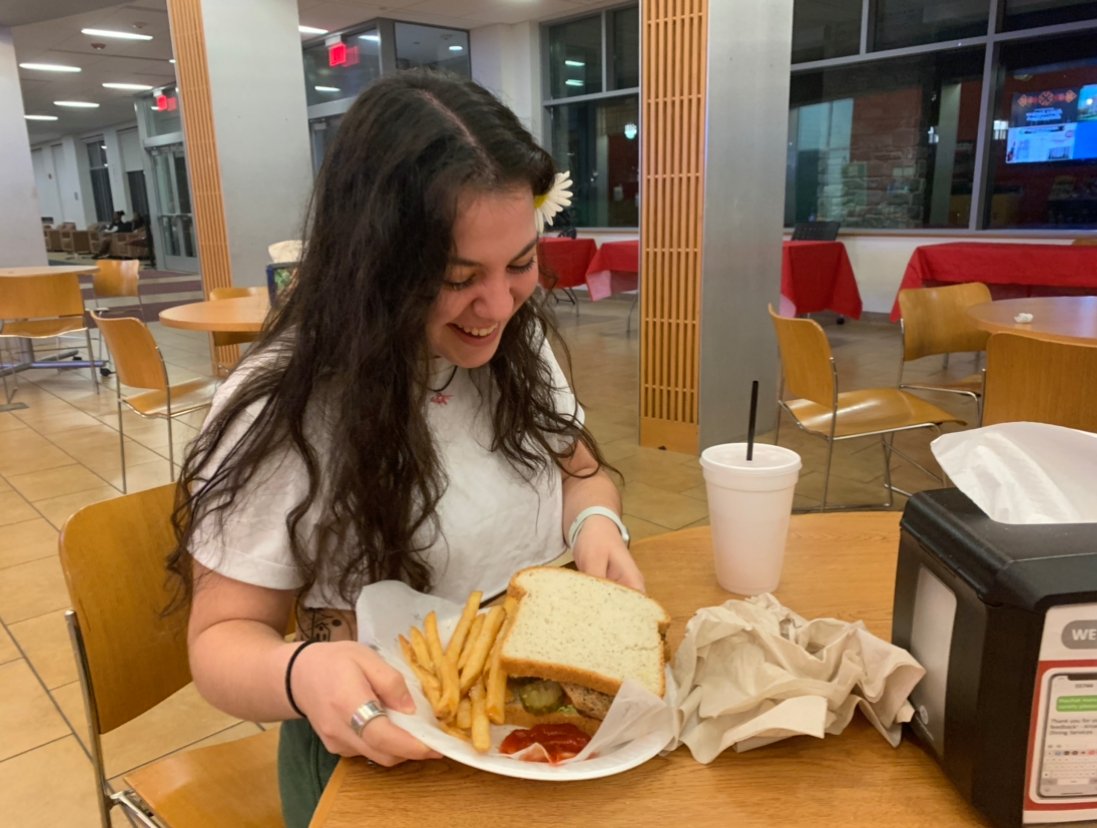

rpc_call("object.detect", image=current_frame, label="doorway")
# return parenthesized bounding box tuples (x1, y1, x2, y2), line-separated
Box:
(148, 143, 198, 272)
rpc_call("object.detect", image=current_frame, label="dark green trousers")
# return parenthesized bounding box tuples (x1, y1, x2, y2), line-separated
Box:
(278, 717, 341, 828)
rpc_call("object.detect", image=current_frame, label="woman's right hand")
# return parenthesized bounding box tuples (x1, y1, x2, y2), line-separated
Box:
(288, 640, 443, 766)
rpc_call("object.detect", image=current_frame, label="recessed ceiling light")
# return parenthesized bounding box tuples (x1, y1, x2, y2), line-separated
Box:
(314, 85, 340, 93)
(564, 80, 584, 87)
(81, 28, 153, 41)
(449, 45, 464, 52)
(299, 25, 328, 35)
(565, 60, 585, 68)
(359, 33, 380, 42)
(54, 100, 100, 108)
(19, 62, 81, 72)
(25, 114, 59, 121)
(103, 82, 154, 91)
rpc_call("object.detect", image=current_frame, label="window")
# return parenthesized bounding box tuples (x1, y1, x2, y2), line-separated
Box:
(302, 29, 382, 107)
(873, 0, 988, 51)
(792, 0, 862, 63)
(85, 140, 114, 223)
(788, 50, 984, 229)
(544, 6, 639, 229)
(787, 0, 1097, 230)
(985, 34, 1097, 228)
(394, 23, 470, 74)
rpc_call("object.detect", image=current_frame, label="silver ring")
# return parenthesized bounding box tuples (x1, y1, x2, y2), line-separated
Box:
(350, 700, 387, 738)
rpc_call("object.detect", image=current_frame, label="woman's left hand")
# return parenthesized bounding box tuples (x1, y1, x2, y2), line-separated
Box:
(571, 514, 645, 592)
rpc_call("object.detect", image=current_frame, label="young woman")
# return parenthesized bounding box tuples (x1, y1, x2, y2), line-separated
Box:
(168, 71, 641, 826)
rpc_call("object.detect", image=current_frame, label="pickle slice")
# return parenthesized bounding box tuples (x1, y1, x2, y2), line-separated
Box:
(517, 679, 565, 714)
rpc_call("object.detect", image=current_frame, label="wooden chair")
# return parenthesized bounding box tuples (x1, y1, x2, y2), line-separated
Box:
(59, 484, 284, 828)
(791, 220, 841, 241)
(897, 282, 991, 423)
(770, 306, 965, 509)
(0, 272, 99, 397)
(982, 333, 1097, 433)
(90, 312, 217, 492)
(91, 259, 144, 372)
(210, 286, 265, 374)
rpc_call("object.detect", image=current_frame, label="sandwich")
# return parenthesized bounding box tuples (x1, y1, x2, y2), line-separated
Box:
(498, 566, 671, 737)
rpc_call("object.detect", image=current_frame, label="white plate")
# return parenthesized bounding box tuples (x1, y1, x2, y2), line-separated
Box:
(388, 708, 667, 781)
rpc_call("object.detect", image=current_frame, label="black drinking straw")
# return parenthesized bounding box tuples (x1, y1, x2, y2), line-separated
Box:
(746, 380, 759, 461)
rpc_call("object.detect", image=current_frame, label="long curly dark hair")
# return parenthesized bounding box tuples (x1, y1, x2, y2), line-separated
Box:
(167, 70, 609, 606)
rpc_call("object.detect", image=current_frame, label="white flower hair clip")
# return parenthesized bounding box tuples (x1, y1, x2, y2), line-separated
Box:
(534, 171, 573, 233)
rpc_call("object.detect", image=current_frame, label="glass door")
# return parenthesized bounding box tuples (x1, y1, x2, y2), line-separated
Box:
(148, 143, 198, 271)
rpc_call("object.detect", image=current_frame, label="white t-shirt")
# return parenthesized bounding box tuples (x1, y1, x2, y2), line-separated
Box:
(188, 335, 582, 609)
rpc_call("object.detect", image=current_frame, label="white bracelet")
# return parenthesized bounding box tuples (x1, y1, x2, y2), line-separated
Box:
(567, 506, 630, 548)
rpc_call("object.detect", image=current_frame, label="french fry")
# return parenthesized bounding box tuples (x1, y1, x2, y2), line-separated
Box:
(470, 679, 491, 753)
(458, 613, 485, 671)
(424, 611, 459, 718)
(409, 627, 433, 672)
(459, 606, 506, 692)
(456, 697, 472, 730)
(485, 633, 507, 724)
(400, 633, 445, 716)
(444, 591, 483, 660)
(440, 721, 471, 743)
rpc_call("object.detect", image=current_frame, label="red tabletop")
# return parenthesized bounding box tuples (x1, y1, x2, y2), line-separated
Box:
(890, 242, 1097, 321)
(536, 237, 597, 290)
(585, 239, 640, 301)
(780, 240, 862, 319)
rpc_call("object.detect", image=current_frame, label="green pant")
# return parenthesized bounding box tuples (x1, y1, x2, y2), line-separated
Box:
(278, 717, 341, 828)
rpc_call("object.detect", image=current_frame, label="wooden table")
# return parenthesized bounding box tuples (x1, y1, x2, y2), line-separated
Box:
(0, 265, 96, 277)
(967, 295, 1097, 345)
(158, 294, 270, 333)
(311, 513, 986, 827)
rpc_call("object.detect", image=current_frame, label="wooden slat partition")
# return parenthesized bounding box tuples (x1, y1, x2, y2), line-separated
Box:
(164, 0, 239, 376)
(640, 0, 707, 454)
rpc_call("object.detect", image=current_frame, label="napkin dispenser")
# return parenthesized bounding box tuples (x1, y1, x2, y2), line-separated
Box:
(892, 488, 1097, 828)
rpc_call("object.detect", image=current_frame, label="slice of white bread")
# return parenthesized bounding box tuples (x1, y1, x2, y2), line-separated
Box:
(499, 567, 671, 698)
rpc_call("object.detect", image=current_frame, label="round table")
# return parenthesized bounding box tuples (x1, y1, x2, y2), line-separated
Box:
(967, 296, 1097, 344)
(158, 294, 270, 333)
(0, 265, 96, 277)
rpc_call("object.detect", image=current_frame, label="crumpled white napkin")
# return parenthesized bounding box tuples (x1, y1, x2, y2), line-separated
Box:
(668, 594, 924, 763)
(267, 239, 303, 263)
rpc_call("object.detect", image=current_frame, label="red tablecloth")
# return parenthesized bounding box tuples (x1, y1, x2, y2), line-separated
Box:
(890, 242, 1097, 321)
(536, 237, 597, 290)
(585, 240, 639, 301)
(780, 240, 862, 319)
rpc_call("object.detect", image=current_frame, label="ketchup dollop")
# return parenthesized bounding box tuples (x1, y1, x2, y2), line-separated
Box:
(499, 723, 591, 764)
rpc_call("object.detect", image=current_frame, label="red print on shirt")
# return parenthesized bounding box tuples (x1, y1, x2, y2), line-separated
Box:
(430, 393, 453, 406)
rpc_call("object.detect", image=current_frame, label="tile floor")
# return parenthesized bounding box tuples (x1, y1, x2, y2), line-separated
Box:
(0, 292, 977, 825)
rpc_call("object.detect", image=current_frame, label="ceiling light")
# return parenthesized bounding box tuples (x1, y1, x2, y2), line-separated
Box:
(359, 33, 380, 42)
(19, 62, 81, 72)
(54, 100, 100, 108)
(449, 45, 464, 52)
(314, 85, 340, 93)
(25, 114, 59, 121)
(565, 80, 584, 87)
(103, 82, 154, 91)
(299, 25, 328, 35)
(564, 60, 585, 67)
(81, 28, 153, 41)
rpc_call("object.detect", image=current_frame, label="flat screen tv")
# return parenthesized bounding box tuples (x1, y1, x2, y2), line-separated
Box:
(1005, 84, 1097, 164)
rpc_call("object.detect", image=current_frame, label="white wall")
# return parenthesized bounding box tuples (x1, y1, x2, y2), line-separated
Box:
(101, 127, 129, 217)
(31, 147, 62, 223)
(0, 26, 46, 265)
(470, 22, 541, 139)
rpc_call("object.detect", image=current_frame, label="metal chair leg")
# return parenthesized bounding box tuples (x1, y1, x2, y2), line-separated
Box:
(881, 435, 895, 508)
(116, 394, 127, 494)
(166, 414, 175, 482)
(84, 329, 99, 393)
(821, 437, 835, 510)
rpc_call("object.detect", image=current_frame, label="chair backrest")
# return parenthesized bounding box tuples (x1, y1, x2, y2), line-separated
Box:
(898, 282, 992, 360)
(93, 259, 141, 300)
(0, 272, 86, 320)
(91, 312, 168, 390)
(791, 221, 841, 241)
(209, 286, 265, 348)
(59, 483, 190, 734)
(982, 333, 1097, 432)
(768, 305, 836, 407)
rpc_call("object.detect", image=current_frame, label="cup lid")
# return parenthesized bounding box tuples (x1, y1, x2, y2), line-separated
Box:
(700, 443, 802, 476)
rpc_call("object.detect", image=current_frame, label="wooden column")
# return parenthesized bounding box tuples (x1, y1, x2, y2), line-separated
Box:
(165, 0, 238, 374)
(639, 0, 707, 454)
